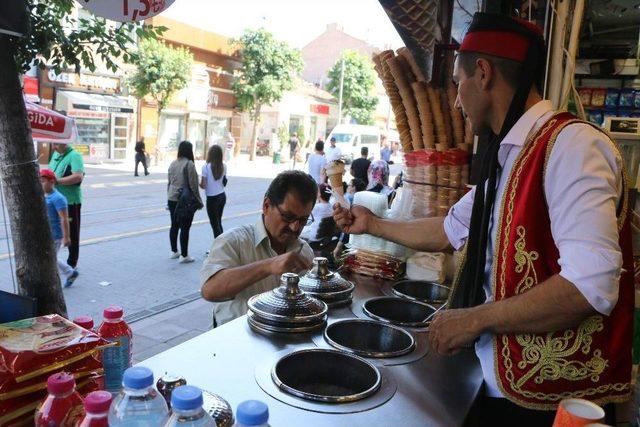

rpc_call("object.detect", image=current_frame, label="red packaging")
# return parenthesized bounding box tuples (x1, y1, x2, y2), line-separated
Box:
(0, 354, 103, 401)
(34, 372, 85, 427)
(97, 306, 132, 393)
(0, 314, 110, 383)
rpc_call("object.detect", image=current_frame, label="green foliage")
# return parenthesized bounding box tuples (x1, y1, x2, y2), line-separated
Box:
(296, 124, 306, 147)
(327, 50, 378, 125)
(10, 0, 166, 73)
(127, 38, 193, 113)
(276, 123, 289, 154)
(230, 28, 303, 114)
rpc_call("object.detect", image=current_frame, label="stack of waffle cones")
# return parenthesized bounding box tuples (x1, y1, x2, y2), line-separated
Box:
(379, 0, 439, 54)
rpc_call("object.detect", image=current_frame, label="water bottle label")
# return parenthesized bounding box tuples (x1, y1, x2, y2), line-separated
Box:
(102, 336, 130, 392)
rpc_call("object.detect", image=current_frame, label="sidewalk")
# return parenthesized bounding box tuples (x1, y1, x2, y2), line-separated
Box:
(131, 297, 212, 363)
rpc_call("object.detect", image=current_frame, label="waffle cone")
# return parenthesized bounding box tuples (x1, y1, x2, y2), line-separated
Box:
(329, 174, 344, 195)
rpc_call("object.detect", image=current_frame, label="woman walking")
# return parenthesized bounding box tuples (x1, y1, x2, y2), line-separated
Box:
(167, 141, 203, 263)
(200, 145, 227, 238)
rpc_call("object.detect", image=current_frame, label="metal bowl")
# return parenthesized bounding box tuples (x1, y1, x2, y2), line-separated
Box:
(202, 390, 234, 427)
(271, 348, 381, 403)
(247, 310, 326, 334)
(324, 319, 415, 358)
(392, 280, 450, 304)
(363, 297, 435, 328)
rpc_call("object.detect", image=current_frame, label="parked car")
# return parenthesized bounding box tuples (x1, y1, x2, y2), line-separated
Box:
(327, 124, 380, 163)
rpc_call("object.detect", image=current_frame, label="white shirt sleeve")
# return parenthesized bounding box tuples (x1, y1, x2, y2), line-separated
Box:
(443, 187, 475, 250)
(545, 123, 623, 315)
(201, 164, 208, 179)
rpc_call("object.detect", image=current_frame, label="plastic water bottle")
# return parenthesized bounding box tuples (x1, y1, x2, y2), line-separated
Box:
(98, 306, 133, 393)
(234, 400, 269, 427)
(108, 366, 169, 426)
(164, 385, 215, 426)
(79, 391, 112, 427)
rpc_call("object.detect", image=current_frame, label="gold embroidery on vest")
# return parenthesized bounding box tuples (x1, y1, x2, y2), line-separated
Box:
(512, 316, 606, 389)
(513, 226, 539, 294)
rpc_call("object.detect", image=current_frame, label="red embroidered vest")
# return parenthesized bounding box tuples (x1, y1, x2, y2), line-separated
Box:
(492, 112, 633, 409)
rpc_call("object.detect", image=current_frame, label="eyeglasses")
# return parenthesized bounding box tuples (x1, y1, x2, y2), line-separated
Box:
(275, 204, 314, 226)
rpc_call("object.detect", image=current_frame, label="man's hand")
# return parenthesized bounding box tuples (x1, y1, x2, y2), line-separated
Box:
(428, 307, 484, 356)
(62, 236, 71, 247)
(333, 204, 374, 235)
(269, 251, 313, 276)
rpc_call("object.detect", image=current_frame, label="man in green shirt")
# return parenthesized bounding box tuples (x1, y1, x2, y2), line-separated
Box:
(48, 144, 84, 269)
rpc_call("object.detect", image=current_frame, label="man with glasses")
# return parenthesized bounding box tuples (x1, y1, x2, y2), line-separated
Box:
(200, 170, 316, 326)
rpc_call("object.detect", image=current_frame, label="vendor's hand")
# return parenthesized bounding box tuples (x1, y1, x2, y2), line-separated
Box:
(62, 236, 71, 247)
(333, 204, 373, 235)
(428, 308, 483, 356)
(270, 251, 313, 276)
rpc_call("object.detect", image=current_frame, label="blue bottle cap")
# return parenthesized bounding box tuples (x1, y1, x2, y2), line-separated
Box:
(122, 366, 154, 389)
(171, 385, 203, 411)
(237, 400, 269, 425)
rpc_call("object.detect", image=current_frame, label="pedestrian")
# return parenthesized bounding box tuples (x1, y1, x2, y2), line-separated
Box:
(380, 135, 393, 164)
(300, 183, 333, 242)
(306, 140, 327, 185)
(350, 146, 371, 186)
(332, 178, 366, 260)
(334, 13, 631, 425)
(40, 169, 78, 287)
(224, 132, 235, 162)
(48, 143, 84, 269)
(324, 137, 342, 162)
(134, 138, 149, 176)
(288, 132, 300, 167)
(200, 144, 227, 238)
(167, 141, 203, 263)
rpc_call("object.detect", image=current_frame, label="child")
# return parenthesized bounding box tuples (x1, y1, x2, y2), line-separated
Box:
(40, 169, 79, 287)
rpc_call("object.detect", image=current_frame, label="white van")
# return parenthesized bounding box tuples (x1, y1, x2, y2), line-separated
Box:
(327, 124, 380, 163)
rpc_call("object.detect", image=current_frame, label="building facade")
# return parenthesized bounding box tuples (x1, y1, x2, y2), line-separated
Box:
(141, 17, 241, 161)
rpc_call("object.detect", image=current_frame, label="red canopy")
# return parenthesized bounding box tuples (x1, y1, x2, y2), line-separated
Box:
(25, 100, 78, 144)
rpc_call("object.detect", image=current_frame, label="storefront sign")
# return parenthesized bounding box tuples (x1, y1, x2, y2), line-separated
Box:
(75, 0, 175, 22)
(46, 70, 121, 93)
(310, 104, 330, 115)
(89, 144, 108, 159)
(23, 76, 39, 102)
(27, 109, 67, 134)
(72, 103, 134, 114)
(68, 109, 110, 119)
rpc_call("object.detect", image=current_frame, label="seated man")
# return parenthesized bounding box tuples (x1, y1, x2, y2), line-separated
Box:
(300, 183, 333, 242)
(200, 170, 316, 326)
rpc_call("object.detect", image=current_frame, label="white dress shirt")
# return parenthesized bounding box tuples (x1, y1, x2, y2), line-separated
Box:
(200, 218, 314, 326)
(443, 100, 624, 397)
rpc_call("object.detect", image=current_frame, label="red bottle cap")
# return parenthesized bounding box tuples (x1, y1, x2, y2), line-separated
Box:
(103, 306, 124, 320)
(73, 315, 94, 330)
(84, 390, 112, 413)
(46, 372, 75, 395)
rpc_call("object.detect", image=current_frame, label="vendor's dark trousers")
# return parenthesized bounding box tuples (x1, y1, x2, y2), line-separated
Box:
(463, 388, 616, 427)
(134, 153, 148, 176)
(168, 200, 195, 257)
(206, 193, 226, 238)
(67, 204, 81, 268)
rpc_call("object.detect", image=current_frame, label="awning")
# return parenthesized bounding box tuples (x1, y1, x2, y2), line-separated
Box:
(56, 90, 134, 114)
(25, 100, 78, 144)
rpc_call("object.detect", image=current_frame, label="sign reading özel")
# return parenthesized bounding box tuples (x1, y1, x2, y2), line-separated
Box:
(75, 0, 175, 22)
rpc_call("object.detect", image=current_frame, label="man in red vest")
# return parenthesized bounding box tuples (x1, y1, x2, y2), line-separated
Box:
(334, 13, 633, 426)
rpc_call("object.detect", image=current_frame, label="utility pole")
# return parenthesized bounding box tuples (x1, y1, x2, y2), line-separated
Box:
(337, 58, 345, 125)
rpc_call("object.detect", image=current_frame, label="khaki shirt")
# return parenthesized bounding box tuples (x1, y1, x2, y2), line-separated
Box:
(200, 218, 314, 326)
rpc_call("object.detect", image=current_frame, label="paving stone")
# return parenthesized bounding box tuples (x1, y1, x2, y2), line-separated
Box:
(135, 322, 190, 343)
(165, 330, 205, 347)
(133, 342, 172, 363)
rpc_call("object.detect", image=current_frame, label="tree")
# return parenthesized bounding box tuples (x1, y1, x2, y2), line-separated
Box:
(0, 0, 163, 316)
(128, 39, 193, 162)
(231, 29, 303, 161)
(327, 51, 378, 125)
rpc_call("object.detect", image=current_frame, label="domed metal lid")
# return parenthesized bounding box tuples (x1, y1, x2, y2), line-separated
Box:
(247, 273, 328, 324)
(299, 258, 355, 300)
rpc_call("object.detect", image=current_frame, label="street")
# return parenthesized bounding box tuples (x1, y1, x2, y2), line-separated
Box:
(0, 155, 401, 328)
(0, 159, 273, 325)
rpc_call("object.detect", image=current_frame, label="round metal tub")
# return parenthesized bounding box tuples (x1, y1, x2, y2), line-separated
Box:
(392, 280, 450, 304)
(324, 319, 415, 358)
(271, 348, 381, 403)
(363, 297, 435, 328)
